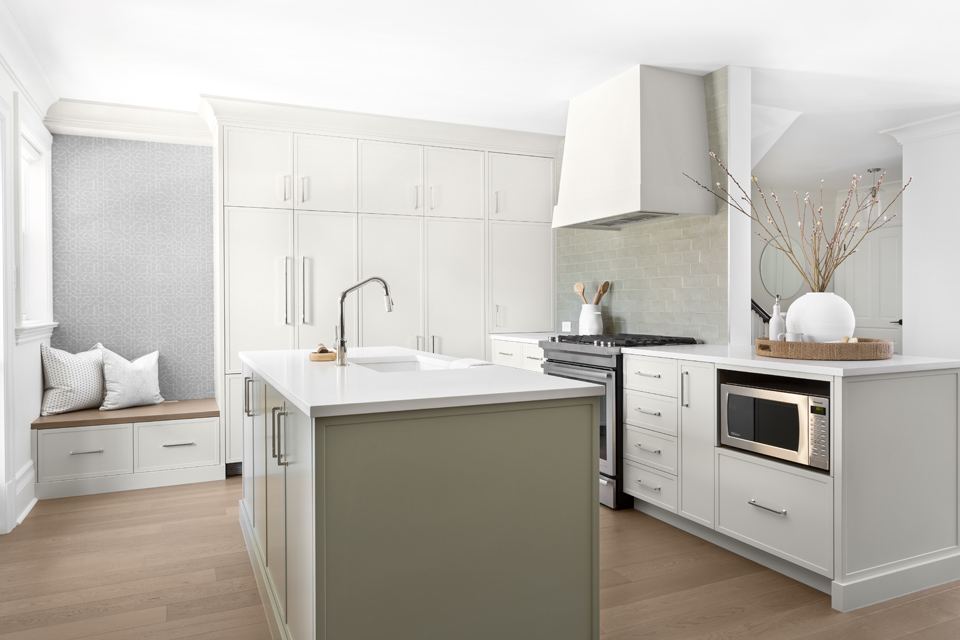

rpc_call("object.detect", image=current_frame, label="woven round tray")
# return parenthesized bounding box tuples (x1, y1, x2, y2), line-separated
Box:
(755, 338, 894, 361)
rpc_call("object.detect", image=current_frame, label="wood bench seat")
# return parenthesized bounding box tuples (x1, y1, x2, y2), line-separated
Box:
(31, 398, 219, 430)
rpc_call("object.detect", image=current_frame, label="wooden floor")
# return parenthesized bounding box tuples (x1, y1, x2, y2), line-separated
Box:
(6, 480, 960, 639)
(0, 477, 270, 640)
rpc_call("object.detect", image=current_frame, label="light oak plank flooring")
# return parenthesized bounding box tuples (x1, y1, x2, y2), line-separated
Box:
(0, 477, 270, 640)
(599, 507, 960, 640)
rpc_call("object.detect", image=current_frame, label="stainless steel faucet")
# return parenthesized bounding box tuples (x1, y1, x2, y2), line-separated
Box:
(336, 277, 393, 366)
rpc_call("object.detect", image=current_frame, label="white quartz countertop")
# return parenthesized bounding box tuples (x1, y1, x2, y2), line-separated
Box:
(240, 346, 603, 418)
(621, 344, 960, 377)
(489, 332, 558, 344)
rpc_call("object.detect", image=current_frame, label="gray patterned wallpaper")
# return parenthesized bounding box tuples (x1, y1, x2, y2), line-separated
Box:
(51, 135, 214, 400)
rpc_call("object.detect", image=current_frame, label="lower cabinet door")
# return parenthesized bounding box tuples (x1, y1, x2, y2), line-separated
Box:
(252, 374, 268, 560)
(624, 426, 678, 475)
(716, 451, 833, 577)
(134, 418, 219, 472)
(521, 344, 544, 372)
(38, 424, 134, 482)
(623, 460, 678, 513)
(264, 384, 287, 622)
(283, 404, 315, 640)
(491, 340, 522, 368)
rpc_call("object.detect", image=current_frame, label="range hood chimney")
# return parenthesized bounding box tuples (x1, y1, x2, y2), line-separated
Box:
(552, 65, 715, 231)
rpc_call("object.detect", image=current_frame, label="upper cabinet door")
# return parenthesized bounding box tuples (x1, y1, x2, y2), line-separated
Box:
(489, 221, 554, 333)
(359, 215, 423, 349)
(296, 134, 358, 212)
(224, 128, 295, 209)
(489, 153, 555, 223)
(424, 147, 483, 219)
(359, 141, 423, 216)
(425, 218, 484, 359)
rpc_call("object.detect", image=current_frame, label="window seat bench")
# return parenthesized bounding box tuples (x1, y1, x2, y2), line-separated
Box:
(30, 399, 224, 499)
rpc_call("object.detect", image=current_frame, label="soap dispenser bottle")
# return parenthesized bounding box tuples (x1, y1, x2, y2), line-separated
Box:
(769, 295, 785, 340)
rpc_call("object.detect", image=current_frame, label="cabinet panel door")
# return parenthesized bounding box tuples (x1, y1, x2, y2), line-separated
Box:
(489, 221, 553, 333)
(425, 218, 483, 359)
(296, 134, 358, 212)
(679, 362, 716, 529)
(359, 141, 423, 216)
(224, 128, 294, 209)
(284, 404, 315, 640)
(251, 373, 268, 559)
(225, 208, 295, 374)
(489, 153, 554, 223)
(424, 147, 483, 219)
(297, 212, 358, 350)
(225, 374, 244, 465)
(240, 371, 254, 525)
(359, 215, 423, 348)
(264, 384, 287, 622)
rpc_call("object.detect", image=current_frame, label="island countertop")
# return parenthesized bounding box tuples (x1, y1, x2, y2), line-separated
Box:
(240, 346, 603, 418)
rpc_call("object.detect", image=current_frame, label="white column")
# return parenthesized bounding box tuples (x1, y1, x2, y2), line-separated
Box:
(726, 66, 753, 347)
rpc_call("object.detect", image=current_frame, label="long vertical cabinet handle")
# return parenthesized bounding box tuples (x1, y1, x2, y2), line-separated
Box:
(430, 186, 436, 210)
(495, 191, 500, 214)
(681, 371, 690, 408)
(416, 336, 423, 351)
(271, 407, 281, 459)
(300, 177, 307, 203)
(283, 258, 290, 325)
(495, 304, 502, 328)
(300, 256, 307, 324)
(243, 377, 254, 417)
(431, 336, 438, 353)
(414, 185, 420, 210)
(278, 405, 290, 466)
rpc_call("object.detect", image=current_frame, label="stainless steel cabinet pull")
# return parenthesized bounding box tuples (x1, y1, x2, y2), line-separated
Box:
(416, 336, 423, 351)
(495, 304, 502, 327)
(278, 175, 291, 201)
(635, 407, 662, 417)
(748, 499, 787, 516)
(300, 176, 307, 203)
(243, 377, 254, 417)
(681, 370, 690, 407)
(283, 258, 290, 325)
(498, 352, 513, 357)
(634, 371, 661, 379)
(300, 256, 307, 324)
(414, 185, 419, 210)
(526, 356, 540, 360)
(494, 190, 500, 214)
(163, 442, 195, 448)
(431, 335, 437, 353)
(70, 449, 103, 455)
(278, 405, 289, 466)
(271, 407, 281, 459)
(430, 186, 436, 209)
(634, 443, 661, 454)
(636, 479, 661, 492)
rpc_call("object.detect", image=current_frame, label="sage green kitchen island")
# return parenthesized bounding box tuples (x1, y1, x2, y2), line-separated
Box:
(238, 347, 603, 640)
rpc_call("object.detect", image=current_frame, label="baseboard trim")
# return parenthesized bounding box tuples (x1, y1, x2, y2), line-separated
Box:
(240, 501, 287, 640)
(35, 464, 226, 500)
(14, 460, 36, 525)
(832, 550, 960, 612)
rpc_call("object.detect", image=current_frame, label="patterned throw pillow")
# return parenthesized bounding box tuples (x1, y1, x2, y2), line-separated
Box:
(100, 348, 165, 411)
(40, 343, 105, 415)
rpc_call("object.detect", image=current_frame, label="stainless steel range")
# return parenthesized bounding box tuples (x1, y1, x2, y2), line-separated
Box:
(540, 334, 698, 509)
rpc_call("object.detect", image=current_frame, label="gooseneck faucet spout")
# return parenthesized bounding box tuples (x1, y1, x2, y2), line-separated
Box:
(336, 277, 393, 366)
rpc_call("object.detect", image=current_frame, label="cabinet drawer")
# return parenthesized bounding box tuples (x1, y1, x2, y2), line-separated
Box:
(624, 426, 678, 475)
(492, 340, 522, 368)
(38, 424, 134, 482)
(717, 452, 833, 577)
(623, 460, 678, 513)
(521, 344, 544, 372)
(624, 390, 678, 436)
(624, 355, 678, 396)
(135, 418, 220, 472)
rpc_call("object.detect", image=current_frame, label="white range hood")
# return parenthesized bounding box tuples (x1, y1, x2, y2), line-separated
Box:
(552, 65, 715, 230)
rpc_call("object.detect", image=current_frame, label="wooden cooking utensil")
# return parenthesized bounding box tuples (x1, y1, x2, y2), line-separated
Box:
(592, 284, 603, 305)
(574, 282, 588, 304)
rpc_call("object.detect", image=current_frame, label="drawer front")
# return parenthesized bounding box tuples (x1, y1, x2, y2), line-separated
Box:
(492, 340, 522, 368)
(624, 390, 678, 436)
(38, 424, 134, 482)
(520, 344, 544, 372)
(623, 460, 678, 513)
(624, 355, 678, 396)
(717, 452, 833, 576)
(135, 418, 220, 472)
(624, 426, 678, 475)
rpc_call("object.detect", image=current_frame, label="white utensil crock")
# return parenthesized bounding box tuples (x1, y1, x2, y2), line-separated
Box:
(579, 304, 603, 335)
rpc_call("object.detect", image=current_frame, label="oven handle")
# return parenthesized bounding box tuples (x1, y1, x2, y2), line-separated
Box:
(542, 362, 613, 383)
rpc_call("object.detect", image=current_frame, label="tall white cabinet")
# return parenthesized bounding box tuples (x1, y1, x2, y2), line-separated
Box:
(208, 98, 561, 474)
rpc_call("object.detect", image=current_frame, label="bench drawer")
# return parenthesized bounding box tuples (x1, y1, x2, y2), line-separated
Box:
(624, 355, 677, 396)
(623, 460, 678, 513)
(624, 426, 678, 475)
(492, 340, 522, 368)
(624, 390, 678, 436)
(38, 424, 134, 482)
(135, 418, 220, 472)
(521, 344, 544, 372)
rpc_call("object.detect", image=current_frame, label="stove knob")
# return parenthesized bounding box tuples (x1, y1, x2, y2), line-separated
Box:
(606, 341, 614, 348)
(594, 340, 601, 347)
(549, 336, 556, 342)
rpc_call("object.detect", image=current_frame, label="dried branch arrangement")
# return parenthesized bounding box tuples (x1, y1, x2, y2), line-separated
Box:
(688, 153, 910, 292)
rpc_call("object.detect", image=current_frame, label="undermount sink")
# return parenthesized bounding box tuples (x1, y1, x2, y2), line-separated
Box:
(351, 355, 451, 373)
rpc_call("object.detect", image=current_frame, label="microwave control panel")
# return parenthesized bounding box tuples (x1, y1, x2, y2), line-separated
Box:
(808, 398, 830, 470)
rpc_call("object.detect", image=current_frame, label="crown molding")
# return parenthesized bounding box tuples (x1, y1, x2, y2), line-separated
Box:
(0, 0, 58, 117)
(883, 111, 960, 145)
(44, 99, 213, 147)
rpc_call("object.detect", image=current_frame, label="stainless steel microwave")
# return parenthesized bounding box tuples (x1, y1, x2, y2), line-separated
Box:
(720, 383, 830, 471)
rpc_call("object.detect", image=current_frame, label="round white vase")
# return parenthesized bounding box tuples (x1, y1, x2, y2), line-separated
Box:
(785, 292, 855, 342)
(579, 304, 603, 335)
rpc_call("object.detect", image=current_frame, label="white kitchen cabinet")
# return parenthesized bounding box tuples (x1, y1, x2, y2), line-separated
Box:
(425, 218, 483, 359)
(521, 344, 544, 372)
(424, 147, 483, 219)
(224, 128, 295, 209)
(623, 355, 678, 397)
(295, 134, 358, 213)
(265, 383, 288, 621)
(489, 221, 554, 333)
(624, 390, 678, 436)
(225, 375, 244, 464)
(491, 339, 522, 368)
(297, 211, 358, 350)
(248, 368, 268, 560)
(623, 460, 678, 513)
(624, 426, 677, 475)
(225, 208, 295, 374)
(282, 401, 315, 640)
(489, 153, 554, 223)
(359, 215, 423, 349)
(678, 361, 716, 528)
(359, 141, 423, 216)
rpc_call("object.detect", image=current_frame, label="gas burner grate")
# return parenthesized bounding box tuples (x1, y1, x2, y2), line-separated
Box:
(554, 334, 699, 348)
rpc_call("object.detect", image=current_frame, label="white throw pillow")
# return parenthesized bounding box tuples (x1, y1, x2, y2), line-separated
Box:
(100, 348, 164, 411)
(40, 343, 105, 415)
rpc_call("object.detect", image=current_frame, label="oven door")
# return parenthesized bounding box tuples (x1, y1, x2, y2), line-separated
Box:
(720, 384, 810, 466)
(542, 361, 617, 477)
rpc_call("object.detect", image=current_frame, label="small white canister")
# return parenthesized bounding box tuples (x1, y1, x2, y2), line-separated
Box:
(579, 304, 603, 335)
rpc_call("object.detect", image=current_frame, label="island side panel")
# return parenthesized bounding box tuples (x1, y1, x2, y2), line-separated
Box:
(317, 397, 600, 640)
(836, 369, 960, 609)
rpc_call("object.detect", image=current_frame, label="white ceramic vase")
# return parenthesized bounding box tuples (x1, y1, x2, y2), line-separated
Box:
(785, 292, 855, 343)
(579, 304, 603, 335)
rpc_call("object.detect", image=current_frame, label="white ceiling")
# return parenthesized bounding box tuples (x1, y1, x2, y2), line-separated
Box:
(6, 0, 960, 187)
